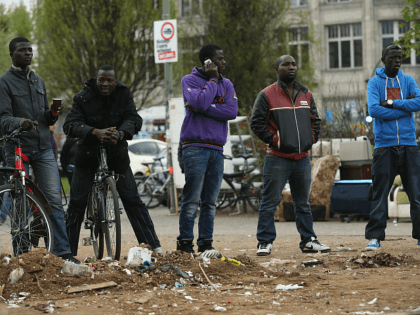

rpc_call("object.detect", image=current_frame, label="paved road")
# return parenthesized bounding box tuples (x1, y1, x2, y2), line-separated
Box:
(106, 206, 412, 238)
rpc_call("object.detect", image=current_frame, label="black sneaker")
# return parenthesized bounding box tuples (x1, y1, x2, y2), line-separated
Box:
(60, 253, 81, 265)
(257, 243, 272, 256)
(198, 239, 222, 258)
(301, 237, 331, 253)
(177, 239, 195, 254)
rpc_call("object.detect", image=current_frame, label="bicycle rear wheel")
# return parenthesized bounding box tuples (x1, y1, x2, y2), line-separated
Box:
(144, 183, 163, 209)
(86, 188, 104, 259)
(246, 174, 264, 212)
(102, 177, 121, 260)
(0, 184, 54, 257)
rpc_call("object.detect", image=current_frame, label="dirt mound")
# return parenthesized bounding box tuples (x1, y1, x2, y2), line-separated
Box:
(0, 247, 281, 304)
(351, 252, 415, 268)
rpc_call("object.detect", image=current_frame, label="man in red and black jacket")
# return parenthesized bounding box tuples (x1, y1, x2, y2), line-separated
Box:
(251, 55, 330, 256)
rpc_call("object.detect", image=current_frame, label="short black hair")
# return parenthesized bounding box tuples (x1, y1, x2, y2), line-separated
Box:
(382, 43, 402, 58)
(274, 55, 295, 68)
(9, 37, 30, 53)
(199, 44, 222, 65)
(98, 65, 117, 79)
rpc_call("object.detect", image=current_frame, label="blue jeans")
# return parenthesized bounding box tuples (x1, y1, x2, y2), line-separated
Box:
(5, 149, 72, 256)
(366, 146, 420, 240)
(178, 146, 224, 246)
(66, 165, 161, 256)
(257, 154, 316, 249)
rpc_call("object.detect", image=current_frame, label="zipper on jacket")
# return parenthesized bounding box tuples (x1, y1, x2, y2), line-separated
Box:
(387, 77, 401, 145)
(286, 88, 301, 153)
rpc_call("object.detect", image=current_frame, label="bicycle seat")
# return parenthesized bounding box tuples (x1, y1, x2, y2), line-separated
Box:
(223, 171, 246, 179)
(237, 154, 254, 160)
(153, 156, 164, 161)
(0, 166, 21, 173)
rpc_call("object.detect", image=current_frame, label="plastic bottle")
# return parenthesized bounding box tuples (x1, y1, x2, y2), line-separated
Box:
(126, 247, 152, 266)
(63, 261, 93, 276)
(8, 268, 24, 284)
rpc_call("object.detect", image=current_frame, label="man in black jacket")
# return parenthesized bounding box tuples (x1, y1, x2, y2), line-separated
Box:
(60, 137, 77, 184)
(0, 37, 77, 262)
(251, 55, 330, 256)
(63, 65, 162, 256)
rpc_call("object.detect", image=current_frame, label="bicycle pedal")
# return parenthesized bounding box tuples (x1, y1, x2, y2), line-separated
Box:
(119, 208, 124, 214)
(82, 237, 93, 246)
(84, 220, 93, 229)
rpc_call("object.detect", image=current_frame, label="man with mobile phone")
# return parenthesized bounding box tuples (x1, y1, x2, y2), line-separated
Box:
(177, 44, 238, 257)
(0, 37, 78, 263)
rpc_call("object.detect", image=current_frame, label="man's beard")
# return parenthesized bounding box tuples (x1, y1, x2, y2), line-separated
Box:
(281, 76, 295, 84)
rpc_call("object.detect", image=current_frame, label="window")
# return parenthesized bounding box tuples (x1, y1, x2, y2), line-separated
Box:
(181, 0, 203, 17)
(381, 20, 420, 65)
(288, 27, 309, 69)
(290, 0, 308, 7)
(327, 23, 363, 69)
(128, 142, 160, 156)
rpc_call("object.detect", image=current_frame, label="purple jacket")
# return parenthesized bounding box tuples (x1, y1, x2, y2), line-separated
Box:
(180, 67, 238, 151)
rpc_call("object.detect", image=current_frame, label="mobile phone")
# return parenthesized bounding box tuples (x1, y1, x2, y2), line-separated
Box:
(204, 59, 211, 66)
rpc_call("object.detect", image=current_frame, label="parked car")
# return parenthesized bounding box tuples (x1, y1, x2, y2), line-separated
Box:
(127, 139, 167, 176)
(152, 148, 168, 174)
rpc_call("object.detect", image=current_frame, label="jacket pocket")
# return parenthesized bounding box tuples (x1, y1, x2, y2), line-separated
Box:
(11, 90, 30, 109)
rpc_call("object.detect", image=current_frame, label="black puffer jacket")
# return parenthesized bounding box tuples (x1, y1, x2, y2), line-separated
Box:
(63, 78, 142, 173)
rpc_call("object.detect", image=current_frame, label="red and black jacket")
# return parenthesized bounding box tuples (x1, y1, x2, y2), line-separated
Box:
(251, 80, 321, 160)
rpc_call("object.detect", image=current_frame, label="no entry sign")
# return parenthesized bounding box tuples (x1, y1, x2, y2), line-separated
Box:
(154, 19, 178, 63)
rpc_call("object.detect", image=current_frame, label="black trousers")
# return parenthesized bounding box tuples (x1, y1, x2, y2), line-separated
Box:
(66, 165, 161, 256)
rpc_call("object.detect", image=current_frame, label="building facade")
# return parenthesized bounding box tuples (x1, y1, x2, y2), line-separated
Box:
(176, 0, 417, 126)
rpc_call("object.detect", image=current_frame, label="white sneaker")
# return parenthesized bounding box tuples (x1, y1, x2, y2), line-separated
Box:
(199, 249, 222, 259)
(153, 247, 164, 254)
(301, 237, 330, 253)
(365, 239, 381, 251)
(257, 243, 272, 256)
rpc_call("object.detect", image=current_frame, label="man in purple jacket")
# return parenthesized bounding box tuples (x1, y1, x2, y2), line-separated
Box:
(177, 44, 238, 257)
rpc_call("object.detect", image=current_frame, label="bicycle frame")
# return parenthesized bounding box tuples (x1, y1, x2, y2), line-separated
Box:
(144, 167, 171, 196)
(0, 127, 54, 255)
(85, 146, 117, 242)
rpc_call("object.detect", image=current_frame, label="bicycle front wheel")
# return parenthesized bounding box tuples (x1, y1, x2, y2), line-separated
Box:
(246, 174, 264, 212)
(101, 177, 121, 260)
(86, 188, 104, 260)
(0, 184, 54, 257)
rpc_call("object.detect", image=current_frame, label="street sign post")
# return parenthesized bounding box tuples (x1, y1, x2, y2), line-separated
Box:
(153, 19, 178, 64)
(157, 0, 177, 213)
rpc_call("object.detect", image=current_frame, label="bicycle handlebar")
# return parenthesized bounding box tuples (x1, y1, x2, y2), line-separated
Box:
(0, 120, 39, 142)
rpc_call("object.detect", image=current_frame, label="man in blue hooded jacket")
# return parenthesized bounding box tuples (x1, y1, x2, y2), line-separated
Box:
(177, 44, 238, 256)
(365, 43, 420, 250)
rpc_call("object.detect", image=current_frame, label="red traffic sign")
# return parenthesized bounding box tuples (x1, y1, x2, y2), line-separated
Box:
(161, 22, 175, 41)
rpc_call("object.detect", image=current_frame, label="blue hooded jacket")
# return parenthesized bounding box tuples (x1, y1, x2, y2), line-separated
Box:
(367, 68, 420, 148)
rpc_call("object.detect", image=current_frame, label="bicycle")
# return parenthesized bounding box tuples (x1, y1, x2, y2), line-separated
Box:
(136, 155, 172, 209)
(216, 154, 264, 212)
(82, 145, 121, 260)
(0, 126, 54, 257)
